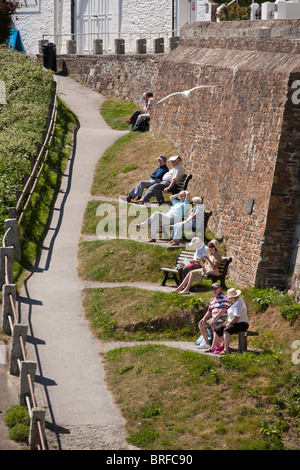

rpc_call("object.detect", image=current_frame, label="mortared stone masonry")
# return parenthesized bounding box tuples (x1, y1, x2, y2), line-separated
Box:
(51, 19, 300, 291)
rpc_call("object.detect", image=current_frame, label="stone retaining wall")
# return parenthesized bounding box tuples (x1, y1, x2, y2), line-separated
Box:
(152, 19, 300, 288)
(55, 54, 160, 104)
(52, 19, 300, 289)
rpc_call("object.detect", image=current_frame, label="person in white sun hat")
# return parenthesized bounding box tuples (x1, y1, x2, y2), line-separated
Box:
(204, 287, 249, 355)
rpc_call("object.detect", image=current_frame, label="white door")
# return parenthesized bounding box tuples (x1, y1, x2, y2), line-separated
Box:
(78, 0, 113, 53)
(177, 0, 197, 30)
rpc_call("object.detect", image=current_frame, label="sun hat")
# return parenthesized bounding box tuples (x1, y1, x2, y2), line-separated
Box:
(227, 288, 241, 298)
(189, 237, 203, 246)
(208, 239, 219, 249)
(168, 155, 181, 162)
(158, 155, 167, 163)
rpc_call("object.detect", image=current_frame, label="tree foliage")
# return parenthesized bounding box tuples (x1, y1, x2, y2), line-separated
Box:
(0, 0, 19, 44)
(216, 2, 251, 21)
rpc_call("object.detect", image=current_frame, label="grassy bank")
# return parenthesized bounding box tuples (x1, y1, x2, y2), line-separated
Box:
(79, 98, 300, 450)
(105, 343, 300, 450)
(14, 98, 78, 285)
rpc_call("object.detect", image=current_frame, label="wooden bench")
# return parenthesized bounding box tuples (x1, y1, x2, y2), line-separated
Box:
(159, 250, 194, 286)
(161, 209, 212, 241)
(237, 330, 259, 353)
(169, 174, 192, 194)
(191, 210, 212, 242)
(203, 256, 232, 289)
(159, 250, 232, 288)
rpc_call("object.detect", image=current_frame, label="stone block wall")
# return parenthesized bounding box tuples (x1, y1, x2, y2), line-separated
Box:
(55, 54, 160, 104)
(151, 19, 300, 288)
(52, 19, 300, 289)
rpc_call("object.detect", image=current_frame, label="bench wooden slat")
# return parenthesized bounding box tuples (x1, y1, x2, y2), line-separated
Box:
(159, 251, 232, 288)
(169, 174, 192, 194)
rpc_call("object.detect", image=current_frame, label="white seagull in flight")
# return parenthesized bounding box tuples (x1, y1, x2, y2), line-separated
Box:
(156, 85, 217, 104)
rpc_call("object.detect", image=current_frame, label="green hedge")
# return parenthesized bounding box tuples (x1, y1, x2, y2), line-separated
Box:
(0, 45, 54, 234)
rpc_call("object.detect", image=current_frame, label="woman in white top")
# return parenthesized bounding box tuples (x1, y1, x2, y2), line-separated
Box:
(169, 196, 204, 245)
(205, 287, 249, 355)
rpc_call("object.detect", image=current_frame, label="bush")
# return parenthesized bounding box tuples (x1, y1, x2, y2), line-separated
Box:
(0, 45, 54, 235)
(5, 405, 30, 443)
(0, 1, 18, 44)
(216, 3, 251, 21)
(280, 304, 300, 325)
(4, 405, 30, 428)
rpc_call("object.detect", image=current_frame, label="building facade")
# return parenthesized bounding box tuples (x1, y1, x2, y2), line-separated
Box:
(13, 0, 212, 55)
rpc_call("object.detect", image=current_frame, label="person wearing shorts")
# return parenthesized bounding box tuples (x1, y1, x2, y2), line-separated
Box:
(205, 287, 249, 355)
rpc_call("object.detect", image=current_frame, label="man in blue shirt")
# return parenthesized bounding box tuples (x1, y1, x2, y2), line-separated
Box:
(126, 156, 169, 202)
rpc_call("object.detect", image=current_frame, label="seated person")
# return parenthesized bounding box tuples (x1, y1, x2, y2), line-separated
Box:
(172, 239, 222, 294)
(136, 191, 190, 243)
(204, 287, 249, 355)
(127, 92, 154, 128)
(179, 237, 209, 280)
(169, 196, 204, 245)
(197, 283, 231, 350)
(135, 155, 184, 205)
(126, 156, 169, 202)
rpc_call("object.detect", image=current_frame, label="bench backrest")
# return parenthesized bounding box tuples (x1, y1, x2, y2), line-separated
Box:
(175, 251, 232, 277)
(174, 250, 195, 267)
(170, 174, 192, 194)
(218, 257, 232, 277)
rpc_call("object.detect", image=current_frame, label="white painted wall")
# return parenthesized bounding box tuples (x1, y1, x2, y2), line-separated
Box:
(12, 0, 72, 55)
(12, 0, 212, 56)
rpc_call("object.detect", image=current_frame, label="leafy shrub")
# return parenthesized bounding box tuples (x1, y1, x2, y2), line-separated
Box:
(251, 287, 292, 312)
(5, 405, 30, 443)
(4, 405, 30, 428)
(217, 3, 251, 21)
(0, 45, 54, 234)
(9, 423, 29, 443)
(280, 304, 300, 325)
(0, 1, 18, 44)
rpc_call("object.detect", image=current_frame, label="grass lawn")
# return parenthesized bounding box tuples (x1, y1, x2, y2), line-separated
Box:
(104, 343, 300, 450)
(83, 286, 209, 341)
(100, 98, 139, 130)
(90, 131, 176, 198)
(78, 238, 181, 283)
(80, 98, 300, 450)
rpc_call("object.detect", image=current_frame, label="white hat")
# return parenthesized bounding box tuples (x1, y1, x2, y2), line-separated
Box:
(227, 288, 241, 298)
(208, 239, 219, 249)
(189, 237, 203, 246)
(168, 155, 181, 162)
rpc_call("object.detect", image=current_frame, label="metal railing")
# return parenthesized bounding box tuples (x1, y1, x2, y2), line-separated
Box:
(0, 82, 58, 450)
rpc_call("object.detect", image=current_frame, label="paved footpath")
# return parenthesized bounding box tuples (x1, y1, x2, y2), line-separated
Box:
(0, 76, 203, 451)
(18, 75, 136, 450)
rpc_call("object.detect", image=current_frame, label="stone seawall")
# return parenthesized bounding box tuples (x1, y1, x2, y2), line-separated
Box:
(52, 19, 300, 289)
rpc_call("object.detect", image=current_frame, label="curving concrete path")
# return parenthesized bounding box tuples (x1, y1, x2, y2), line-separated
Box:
(20, 75, 134, 450)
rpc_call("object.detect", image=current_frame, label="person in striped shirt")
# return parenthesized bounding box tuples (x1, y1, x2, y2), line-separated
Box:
(197, 283, 231, 349)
